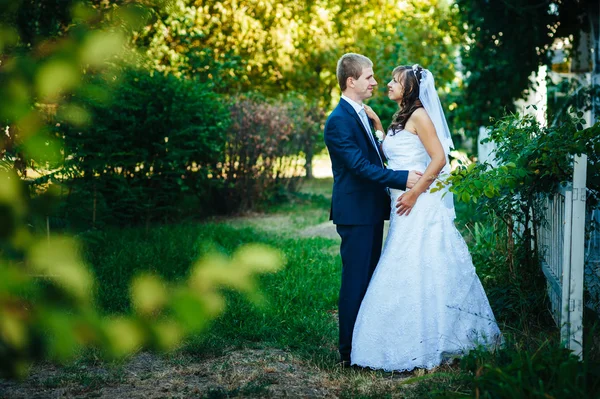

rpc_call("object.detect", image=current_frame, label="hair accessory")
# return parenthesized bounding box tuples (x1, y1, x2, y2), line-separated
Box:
(412, 64, 421, 85)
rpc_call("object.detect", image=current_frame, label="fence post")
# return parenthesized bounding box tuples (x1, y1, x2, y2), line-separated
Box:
(567, 154, 587, 358)
(560, 186, 573, 340)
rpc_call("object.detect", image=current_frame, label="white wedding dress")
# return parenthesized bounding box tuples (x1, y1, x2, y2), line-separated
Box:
(351, 129, 502, 372)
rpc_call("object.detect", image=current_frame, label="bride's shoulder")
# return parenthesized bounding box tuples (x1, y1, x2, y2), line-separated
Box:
(411, 107, 429, 119)
(411, 107, 434, 127)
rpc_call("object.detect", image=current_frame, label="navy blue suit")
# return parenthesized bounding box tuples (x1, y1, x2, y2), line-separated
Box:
(324, 98, 408, 361)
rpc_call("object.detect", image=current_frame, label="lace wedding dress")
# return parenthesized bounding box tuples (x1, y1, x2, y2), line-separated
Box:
(351, 129, 502, 372)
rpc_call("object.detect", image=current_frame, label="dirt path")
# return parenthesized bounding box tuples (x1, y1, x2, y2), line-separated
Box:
(1, 349, 342, 398)
(1, 347, 424, 398)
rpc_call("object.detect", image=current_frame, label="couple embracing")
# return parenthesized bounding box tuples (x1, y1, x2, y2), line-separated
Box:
(324, 53, 501, 372)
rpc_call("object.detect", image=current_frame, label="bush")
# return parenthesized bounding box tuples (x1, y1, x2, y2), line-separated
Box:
(220, 95, 309, 212)
(57, 68, 229, 226)
(439, 112, 600, 331)
(460, 339, 600, 398)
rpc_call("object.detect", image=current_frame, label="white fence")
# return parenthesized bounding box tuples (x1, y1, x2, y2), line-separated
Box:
(537, 155, 587, 358)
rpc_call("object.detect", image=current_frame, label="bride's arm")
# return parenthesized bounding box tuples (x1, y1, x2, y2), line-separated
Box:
(396, 108, 446, 216)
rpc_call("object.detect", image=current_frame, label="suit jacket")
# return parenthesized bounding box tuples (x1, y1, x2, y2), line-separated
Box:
(324, 98, 408, 225)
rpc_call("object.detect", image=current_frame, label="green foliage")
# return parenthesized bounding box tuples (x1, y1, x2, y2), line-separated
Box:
(456, 207, 552, 334)
(437, 112, 600, 224)
(0, 0, 284, 381)
(460, 339, 600, 398)
(547, 77, 600, 126)
(425, 113, 600, 396)
(134, 0, 462, 110)
(33, 200, 600, 397)
(283, 94, 326, 179)
(0, 1, 137, 177)
(0, 168, 284, 380)
(0, 0, 76, 47)
(434, 112, 600, 330)
(454, 0, 590, 140)
(57, 68, 229, 226)
(366, 0, 463, 128)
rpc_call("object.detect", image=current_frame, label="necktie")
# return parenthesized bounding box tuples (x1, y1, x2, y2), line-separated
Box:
(359, 108, 383, 165)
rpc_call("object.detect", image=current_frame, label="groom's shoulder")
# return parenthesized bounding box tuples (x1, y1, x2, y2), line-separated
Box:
(328, 100, 350, 120)
(325, 105, 346, 129)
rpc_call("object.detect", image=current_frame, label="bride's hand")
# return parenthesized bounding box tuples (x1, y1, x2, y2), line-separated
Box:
(363, 105, 380, 122)
(396, 191, 418, 216)
(363, 104, 384, 133)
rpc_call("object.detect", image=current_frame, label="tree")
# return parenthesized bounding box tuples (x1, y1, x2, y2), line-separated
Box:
(455, 0, 593, 142)
(129, 0, 463, 175)
(132, 0, 462, 105)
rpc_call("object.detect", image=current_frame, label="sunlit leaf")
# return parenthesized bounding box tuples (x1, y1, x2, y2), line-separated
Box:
(153, 320, 183, 351)
(42, 311, 80, 361)
(131, 274, 168, 316)
(170, 289, 213, 331)
(0, 26, 18, 52)
(28, 236, 94, 302)
(0, 314, 27, 349)
(21, 132, 63, 165)
(57, 104, 90, 126)
(232, 244, 283, 273)
(80, 31, 126, 66)
(0, 78, 30, 120)
(0, 170, 24, 216)
(104, 317, 145, 358)
(36, 60, 79, 100)
(10, 226, 33, 252)
(71, 2, 97, 22)
(189, 252, 231, 291)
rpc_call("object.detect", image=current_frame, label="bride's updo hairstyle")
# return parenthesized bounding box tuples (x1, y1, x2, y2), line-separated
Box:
(388, 64, 424, 135)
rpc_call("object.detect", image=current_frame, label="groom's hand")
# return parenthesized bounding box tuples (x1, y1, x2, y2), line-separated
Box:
(406, 170, 423, 189)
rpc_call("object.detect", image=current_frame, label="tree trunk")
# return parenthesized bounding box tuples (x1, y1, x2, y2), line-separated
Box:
(305, 150, 313, 179)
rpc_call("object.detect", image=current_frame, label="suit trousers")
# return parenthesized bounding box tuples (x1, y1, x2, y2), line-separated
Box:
(336, 222, 384, 360)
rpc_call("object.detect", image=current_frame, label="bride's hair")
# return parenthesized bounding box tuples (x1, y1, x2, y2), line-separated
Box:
(388, 64, 424, 135)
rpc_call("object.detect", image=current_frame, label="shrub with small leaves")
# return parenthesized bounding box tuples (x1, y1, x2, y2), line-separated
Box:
(221, 95, 309, 212)
(433, 111, 600, 328)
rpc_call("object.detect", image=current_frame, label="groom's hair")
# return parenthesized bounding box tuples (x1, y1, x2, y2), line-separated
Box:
(336, 53, 373, 92)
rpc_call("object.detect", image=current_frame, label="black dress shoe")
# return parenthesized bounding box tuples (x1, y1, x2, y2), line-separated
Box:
(338, 354, 351, 367)
(337, 359, 366, 371)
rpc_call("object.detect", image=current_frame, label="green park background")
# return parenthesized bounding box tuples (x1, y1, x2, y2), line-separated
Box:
(1, 0, 600, 397)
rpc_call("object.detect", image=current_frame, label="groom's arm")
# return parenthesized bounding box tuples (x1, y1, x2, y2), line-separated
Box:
(325, 116, 408, 190)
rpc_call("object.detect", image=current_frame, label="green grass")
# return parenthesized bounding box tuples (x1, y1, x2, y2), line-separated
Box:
(81, 222, 341, 363)
(188, 234, 341, 364)
(79, 184, 341, 367)
(80, 223, 272, 313)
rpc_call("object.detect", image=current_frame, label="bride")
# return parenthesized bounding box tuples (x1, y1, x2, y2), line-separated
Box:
(351, 64, 502, 372)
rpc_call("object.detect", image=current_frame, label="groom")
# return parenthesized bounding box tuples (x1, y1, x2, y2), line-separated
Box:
(324, 53, 421, 367)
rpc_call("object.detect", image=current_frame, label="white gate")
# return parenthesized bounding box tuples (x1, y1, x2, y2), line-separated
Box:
(538, 155, 587, 358)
